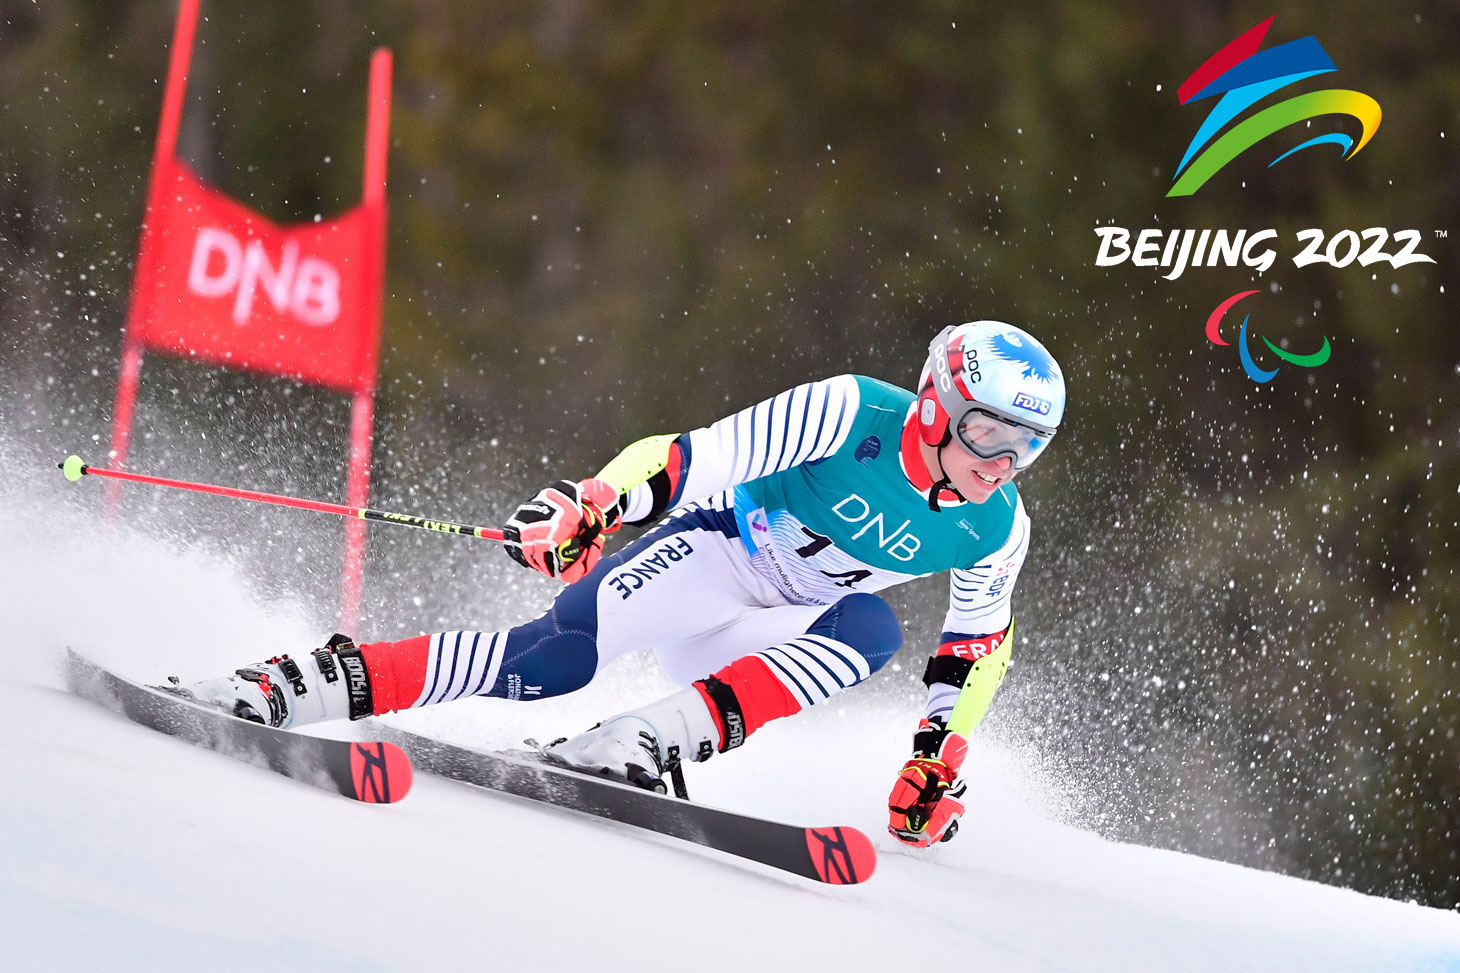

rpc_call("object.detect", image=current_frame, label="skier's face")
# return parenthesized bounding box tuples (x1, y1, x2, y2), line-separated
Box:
(921, 438, 1016, 503)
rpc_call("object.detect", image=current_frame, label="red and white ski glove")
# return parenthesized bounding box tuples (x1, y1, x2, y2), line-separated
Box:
(503, 478, 622, 583)
(887, 718, 969, 847)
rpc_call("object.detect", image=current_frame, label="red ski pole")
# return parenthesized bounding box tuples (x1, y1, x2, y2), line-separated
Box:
(59, 454, 506, 542)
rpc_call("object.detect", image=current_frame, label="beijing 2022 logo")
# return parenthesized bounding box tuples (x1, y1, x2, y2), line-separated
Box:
(1167, 15, 1380, 198)
(1094, 16, 1438, 384)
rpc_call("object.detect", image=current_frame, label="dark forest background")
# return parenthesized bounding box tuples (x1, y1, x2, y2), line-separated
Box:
(1, 1, 1456, 908)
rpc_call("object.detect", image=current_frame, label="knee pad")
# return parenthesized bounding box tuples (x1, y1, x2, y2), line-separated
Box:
(808, 593, 902, 673)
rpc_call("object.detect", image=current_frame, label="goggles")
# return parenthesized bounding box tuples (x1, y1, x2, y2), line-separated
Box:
(952, 405, 1056, 471)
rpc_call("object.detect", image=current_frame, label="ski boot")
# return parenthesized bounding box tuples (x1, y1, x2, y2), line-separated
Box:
(179, 634, 373, 730)
(544, 686, 722, 796)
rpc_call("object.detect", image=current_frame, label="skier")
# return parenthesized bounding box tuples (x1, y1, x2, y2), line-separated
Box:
(188, 320, 1064, 847)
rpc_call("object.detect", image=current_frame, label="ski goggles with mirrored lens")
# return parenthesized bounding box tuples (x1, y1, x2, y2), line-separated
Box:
(952, 406, 1057, 470)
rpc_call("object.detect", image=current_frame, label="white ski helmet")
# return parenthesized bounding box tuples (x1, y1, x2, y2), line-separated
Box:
(915, 321, 1065, 470)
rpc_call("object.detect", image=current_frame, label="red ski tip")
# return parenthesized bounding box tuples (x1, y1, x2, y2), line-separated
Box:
(804, 826, 877, 884)
(350, 741, 414, 803)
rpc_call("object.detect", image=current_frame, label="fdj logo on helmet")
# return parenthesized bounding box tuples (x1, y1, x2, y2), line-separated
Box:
(1011, 392, 1052, 416)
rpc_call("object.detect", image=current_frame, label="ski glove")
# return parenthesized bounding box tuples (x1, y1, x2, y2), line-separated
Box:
(887, 718, 969, 847)
(503, 478, 622, 583)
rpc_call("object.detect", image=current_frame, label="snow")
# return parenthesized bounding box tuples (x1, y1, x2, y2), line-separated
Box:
(3, 484, 1459, 973)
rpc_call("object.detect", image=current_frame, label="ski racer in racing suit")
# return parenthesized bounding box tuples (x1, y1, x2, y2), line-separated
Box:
(188, 320, 1066, 847)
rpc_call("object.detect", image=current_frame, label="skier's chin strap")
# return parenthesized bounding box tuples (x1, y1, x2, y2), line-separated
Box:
(927, 437, 967, 513)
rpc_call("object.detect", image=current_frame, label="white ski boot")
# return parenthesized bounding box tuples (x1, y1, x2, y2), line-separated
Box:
(545, 686, 723, 793)
(181, 634, 372, 729)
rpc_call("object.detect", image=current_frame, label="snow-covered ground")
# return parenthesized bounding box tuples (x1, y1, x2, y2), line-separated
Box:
(4, 478, 1459, 973)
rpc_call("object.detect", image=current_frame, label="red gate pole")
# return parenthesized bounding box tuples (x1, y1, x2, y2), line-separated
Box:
(341, 48, 393, 632)
(107, 0, 202, 513)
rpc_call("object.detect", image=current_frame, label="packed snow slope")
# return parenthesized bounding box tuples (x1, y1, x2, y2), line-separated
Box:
(3, 481, 1459, 973)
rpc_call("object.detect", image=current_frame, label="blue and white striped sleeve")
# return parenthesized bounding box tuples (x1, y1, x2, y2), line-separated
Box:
(941, 495, 1030, 638)
(669, 374, 861, 508)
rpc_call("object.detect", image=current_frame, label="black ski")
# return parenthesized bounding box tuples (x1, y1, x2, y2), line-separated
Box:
(65, 649, 413, 804)
(372, 724, 876, 884)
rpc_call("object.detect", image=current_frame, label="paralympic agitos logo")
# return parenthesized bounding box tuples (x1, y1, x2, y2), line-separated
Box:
(1094, 17, 1439, 382)
(1205, 289, 1329, 384)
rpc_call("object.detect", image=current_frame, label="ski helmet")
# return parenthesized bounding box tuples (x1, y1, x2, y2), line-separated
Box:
(916, 321, 1065, 471)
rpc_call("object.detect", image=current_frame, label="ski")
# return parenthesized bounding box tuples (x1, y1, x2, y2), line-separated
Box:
(372, 724, 876, 884)
(65, 648, 413, 804)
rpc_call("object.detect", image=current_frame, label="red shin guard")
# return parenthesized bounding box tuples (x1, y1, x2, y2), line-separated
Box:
(357, 636, 432, 715)
(694, 655, 803, 751)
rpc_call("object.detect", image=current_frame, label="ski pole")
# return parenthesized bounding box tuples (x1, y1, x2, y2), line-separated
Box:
(59, 454, 507, 542)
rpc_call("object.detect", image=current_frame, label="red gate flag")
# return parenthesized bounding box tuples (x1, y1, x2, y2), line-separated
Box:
(110, 0, 392, 630)
(132, 157, 381, 394)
